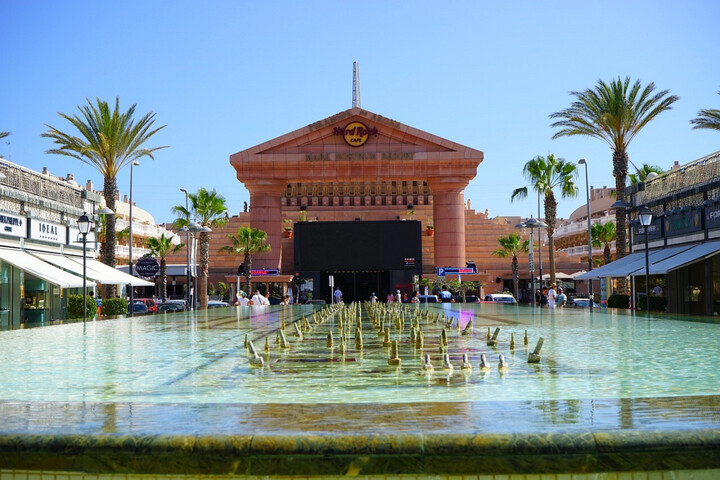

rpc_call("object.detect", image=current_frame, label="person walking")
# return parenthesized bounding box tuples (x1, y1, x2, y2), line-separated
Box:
(333, 287, 343, 304)
(369, 292, 378, 303)
(547, 284, 557, 308)
(556, 287, 567, 307)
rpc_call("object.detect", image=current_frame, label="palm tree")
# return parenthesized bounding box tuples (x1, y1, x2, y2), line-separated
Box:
(628, 163, 664, 185)
(145, 233, 184, 302)
(492, 232, 529, 302)
(591, 221, 616, 266)
(691, 91, 720, 131)
(42, 97, 167, 297)
(550, 77, 678, 294)
(172, 188, 228, 309)
(219, 226, 271, 296)
(511, 154, 578, 286)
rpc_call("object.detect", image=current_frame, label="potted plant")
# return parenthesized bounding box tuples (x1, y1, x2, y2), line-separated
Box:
(282, 218, 293, 238)
(426, 225, 434, 236)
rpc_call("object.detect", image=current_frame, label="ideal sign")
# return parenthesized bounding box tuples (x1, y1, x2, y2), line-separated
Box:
(29, 219, 66, 244)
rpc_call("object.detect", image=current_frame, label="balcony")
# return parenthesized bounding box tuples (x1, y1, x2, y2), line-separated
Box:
(115, 218, 181, 242)
(116, 244, 151, 260)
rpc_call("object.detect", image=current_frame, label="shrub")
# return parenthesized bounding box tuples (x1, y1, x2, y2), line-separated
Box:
(607, 294, 630, 309)
(637, 295, 667, 312)
(101, 298, 127, 317)
(67, 294, 96, 320)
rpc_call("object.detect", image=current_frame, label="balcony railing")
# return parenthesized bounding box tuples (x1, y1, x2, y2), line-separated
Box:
(554, 214, 616, 237)
(116, 244, 151, 259)
(115, 218, 180, 241)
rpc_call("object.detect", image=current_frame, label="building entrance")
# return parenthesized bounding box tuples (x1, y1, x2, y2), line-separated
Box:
(324, 271, 388, 304)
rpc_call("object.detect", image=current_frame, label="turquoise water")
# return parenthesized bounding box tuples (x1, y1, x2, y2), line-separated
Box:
(0, 303, 718, 404)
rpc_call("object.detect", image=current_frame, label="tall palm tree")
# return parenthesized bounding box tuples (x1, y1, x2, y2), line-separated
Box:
(492, 232, 529, 302)
(172, 188, 228, 309)
(591, 221, 616, 266)
(691, 91, 720, 131)
(219, 226, 271, 296)
(511, 154, 578, 286)
(145, 233, 184, 302)
(550, 77, 678, 294)
(42, 97, 167, 297)
(628, 163, 664, 185)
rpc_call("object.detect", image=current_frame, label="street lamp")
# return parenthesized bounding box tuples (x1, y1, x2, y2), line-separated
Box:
(180, 188, 191, 309)
(638, 205, 653, 312)
(578, 159, 593, 300)
(77, 213, 93, 322)
(128, 160, 140, 317)
(516, 215, 548, 307)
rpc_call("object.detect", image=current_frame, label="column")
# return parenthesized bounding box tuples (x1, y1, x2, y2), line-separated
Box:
(247, 180, 286, 270)
(428, 179, 468, 269)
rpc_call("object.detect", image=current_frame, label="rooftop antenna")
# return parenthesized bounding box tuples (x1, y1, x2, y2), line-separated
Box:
(352, 61, 361, 108)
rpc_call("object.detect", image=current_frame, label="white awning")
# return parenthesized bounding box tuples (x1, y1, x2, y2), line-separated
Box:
(574, 245, 693, 279)
(81, 259, 154, 286)
(631, 240, 720, 275)
(0, 248, 94, 289)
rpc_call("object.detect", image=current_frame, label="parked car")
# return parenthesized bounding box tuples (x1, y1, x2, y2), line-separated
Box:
(417, 294, 439, 303)
(567, 298, 600, 308)
(207, 300, 229, 308)
(135, 298, 158, 313)
(306, 299, 327, 305)
(483, 293, 517, 304)
(127, 300, 149, 314)
(158, 302, 185, 313)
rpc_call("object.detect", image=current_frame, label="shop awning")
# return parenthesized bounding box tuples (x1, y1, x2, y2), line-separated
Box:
(31, 253, 151, 286)
(82, 259, 155, 286)
(574, 245, 693, 280)
(631, 240, 720, 275)
(0, 248, 94, 289)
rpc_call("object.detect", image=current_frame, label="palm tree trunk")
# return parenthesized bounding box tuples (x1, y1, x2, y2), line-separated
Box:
(613, 149, 629, 294)
(160, 258, 167, 301)
(604, 243, 612, 266)
(545, 191, 557, 286)
(101, 176, 118, 298)
(244, 255, 252, 296)
(199, 231, 209, 309)
(511, 255, 519, 301)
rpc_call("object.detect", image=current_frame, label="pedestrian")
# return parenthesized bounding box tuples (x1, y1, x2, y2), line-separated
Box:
(440, 287, 452, 303)
(251, 290, 268, 306)
(402, 292, 408, 303)
(333, 287, 343, 304)
(652, 284, 663, 296)
(395, 290, 402, 303)
(537, 287, 548, 307)
(386, 292, 395, 303)
(237, 291, 250, 307)
(556, 288, 567, 307)
(369, 292, 378, 303)
(547, 284, 557, 308)
(410, 291, 420, 304)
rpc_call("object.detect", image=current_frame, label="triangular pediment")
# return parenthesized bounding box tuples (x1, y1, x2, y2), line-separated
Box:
(238, 107, 481, 158)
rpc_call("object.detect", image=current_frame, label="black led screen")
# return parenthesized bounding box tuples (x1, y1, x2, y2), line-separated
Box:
(294, 221, 422, 271)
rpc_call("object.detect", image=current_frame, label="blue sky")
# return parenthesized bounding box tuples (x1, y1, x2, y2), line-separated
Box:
(1, 1, 719, 224)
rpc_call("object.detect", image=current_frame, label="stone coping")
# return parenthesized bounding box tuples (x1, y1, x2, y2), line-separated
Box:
(0, 397, 719, 475)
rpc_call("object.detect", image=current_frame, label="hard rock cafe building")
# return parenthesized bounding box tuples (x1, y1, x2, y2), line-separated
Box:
(228, 107, 483, 303)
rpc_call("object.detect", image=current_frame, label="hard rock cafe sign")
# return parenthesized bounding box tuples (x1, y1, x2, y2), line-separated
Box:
(333, 121, 378, 147)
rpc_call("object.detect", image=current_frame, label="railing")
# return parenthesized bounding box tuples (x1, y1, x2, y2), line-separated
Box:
(115, 219, 180, 241)
(116, 244, 151, 259)
(560, 243, 612, 257)
(554, 214, 616, 237)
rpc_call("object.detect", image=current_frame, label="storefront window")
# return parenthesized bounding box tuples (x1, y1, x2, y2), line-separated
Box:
(23, 274, 49, 324)
(0, 260, 10, 329)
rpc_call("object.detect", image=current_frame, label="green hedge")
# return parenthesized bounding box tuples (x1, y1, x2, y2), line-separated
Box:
(101, 298, 127, 317)
(637, 295, 667, 312)
(67, 294, 97, 320)
(607, 294, 630, 309)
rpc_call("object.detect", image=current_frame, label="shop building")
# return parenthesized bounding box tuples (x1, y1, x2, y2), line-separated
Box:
(578, 150, 720, 315)
(0, 159, 150, 329)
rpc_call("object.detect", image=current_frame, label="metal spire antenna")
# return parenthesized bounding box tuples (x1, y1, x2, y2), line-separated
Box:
(352, 61, 361, 108)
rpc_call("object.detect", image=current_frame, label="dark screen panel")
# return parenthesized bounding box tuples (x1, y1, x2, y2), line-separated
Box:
(294, 221, 421, 271)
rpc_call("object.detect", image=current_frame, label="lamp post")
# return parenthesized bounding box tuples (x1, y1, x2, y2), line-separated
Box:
(128, 160, 140, 317)
(77, 213, 92, 322)
(180, 188, 191, 309)
(537, 191, 543, 289)
(516, 215, 548, 307)
(638, 205, 653, 312)
(578, 159, 593, 300)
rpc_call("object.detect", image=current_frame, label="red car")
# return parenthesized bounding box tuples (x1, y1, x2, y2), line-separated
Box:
(135, 298, 158, 313)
